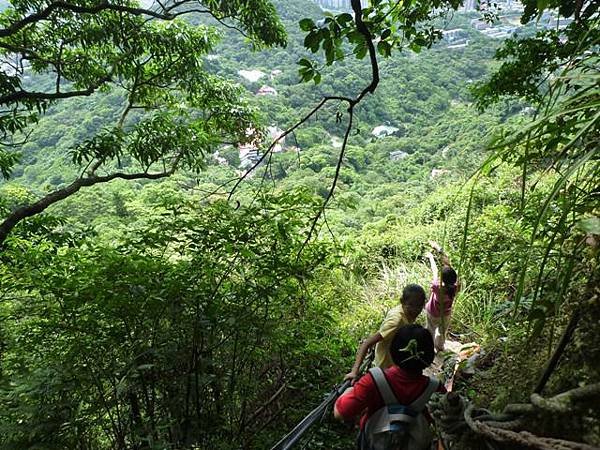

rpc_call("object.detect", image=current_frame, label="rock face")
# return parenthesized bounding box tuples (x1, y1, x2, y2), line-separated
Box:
(372, 125, 399, 138)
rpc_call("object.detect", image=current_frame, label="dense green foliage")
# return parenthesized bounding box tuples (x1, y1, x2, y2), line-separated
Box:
(0, 0, 288, 243)
(1, 190, 349, 449)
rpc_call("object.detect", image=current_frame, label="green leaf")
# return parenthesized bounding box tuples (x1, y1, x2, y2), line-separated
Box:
(299, 67, 314, 82)
(536, 0, 548, 13)
(324, 39, 335, 64)
(347, 30, 364, 43)
(409, 43, 422, 53)
(377, 40, 391, 57)
(354, 43, 367, 59)
(299, 18, 315, 31)
(337, 13, 353, 24)
(304, 31, 321, 52)
(313, 72, 322, 85)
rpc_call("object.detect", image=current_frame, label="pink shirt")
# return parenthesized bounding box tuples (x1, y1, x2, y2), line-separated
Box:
(425, 281, 454, 317)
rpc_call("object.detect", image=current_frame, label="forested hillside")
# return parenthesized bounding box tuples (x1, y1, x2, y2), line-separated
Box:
(0, 0, 598, 449)
(6, 0, 506, 233)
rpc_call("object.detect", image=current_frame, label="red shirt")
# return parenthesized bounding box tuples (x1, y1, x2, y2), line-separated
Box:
(335, 366, 445, 429)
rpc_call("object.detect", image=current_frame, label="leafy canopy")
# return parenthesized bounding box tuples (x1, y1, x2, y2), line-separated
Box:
(297, 0, 462, 84)
(0, 0, 286, 178)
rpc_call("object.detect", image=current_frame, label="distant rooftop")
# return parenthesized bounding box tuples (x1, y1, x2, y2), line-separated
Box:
(256, 85, 278, 96)
(314, 0, 368, 11)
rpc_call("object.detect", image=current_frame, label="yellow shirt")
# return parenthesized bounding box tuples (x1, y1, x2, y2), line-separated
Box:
(374, 305, 411, 368)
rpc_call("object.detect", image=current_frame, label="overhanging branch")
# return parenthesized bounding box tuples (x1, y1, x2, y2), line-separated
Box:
(0, 1, 209, 38)
(0, 165, 177, 247)
(300, 103, 354, 255)
(227, 96, 350, 200)
(226, 0, 380, 255)
(0, 81, 108, 106)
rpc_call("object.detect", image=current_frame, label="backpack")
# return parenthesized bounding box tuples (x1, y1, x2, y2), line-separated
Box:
(361, 368, 439, 450)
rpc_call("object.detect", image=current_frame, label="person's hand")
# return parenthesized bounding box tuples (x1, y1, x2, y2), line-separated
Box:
(424, 251, 435, 260)
(429, 240, 443, 253)
(344, 371, 359, 385)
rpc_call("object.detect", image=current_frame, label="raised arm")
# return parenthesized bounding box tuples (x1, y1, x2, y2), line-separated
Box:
(429, 240, 451, 268)
(344, 332, 382, 382)
(425, 251, 438, 283)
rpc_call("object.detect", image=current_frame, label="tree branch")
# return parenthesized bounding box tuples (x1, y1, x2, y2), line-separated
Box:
(226, 97, 343, 200)
(0, 1, 209, 38)
(0, 77, 110, 106)
(300, 103, 354, 254)
(226, 0, 380, 258)
(298, 0, 378, 250)
(534, 309, 581, 394)
(351, 0, 380, 104)
(0, 166, 177, 247)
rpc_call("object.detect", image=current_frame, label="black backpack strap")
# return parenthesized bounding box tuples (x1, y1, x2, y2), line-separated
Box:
(369, 367, 398, 406)
(408, 377, 439, 412)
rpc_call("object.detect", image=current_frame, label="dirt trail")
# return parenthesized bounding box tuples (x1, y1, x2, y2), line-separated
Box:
(424, 340, 463, 377)
(424, 340, 480, 391)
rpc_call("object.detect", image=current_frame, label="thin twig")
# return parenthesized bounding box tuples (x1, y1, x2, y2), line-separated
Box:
(299, 105, 354, 256)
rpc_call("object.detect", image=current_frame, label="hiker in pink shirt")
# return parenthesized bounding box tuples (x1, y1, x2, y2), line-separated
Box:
(425, 242, 460, 351)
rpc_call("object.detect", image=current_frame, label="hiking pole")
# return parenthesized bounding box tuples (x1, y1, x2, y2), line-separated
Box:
(270, 349, 374, 450)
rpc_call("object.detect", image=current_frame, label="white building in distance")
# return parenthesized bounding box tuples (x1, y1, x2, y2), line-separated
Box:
(314, 0, 369, 11)
(256, 85, 278, 96)
(389, 150, 408, 161)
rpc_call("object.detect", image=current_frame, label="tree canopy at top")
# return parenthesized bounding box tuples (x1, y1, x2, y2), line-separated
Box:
(0, 0, 286, 244)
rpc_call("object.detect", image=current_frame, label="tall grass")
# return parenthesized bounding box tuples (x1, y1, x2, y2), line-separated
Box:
(337, 260, 504, 340)
(461, 40, 599, 330)
(452, 287, 508, 339)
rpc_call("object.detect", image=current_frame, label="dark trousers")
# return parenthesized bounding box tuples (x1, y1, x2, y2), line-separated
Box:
(357, 429, 368, 450)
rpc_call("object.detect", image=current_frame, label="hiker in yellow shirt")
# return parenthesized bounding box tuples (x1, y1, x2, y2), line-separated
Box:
(344, 284, 427, 381)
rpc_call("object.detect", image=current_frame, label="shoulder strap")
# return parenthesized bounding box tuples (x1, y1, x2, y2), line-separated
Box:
(409, 377, 439, 412)
(369, 367, 398, 406)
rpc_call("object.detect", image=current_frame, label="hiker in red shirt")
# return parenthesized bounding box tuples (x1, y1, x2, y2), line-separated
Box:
(334, 324, 445, 450)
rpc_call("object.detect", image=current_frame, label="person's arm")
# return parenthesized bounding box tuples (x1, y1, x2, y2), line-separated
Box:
(429, 240, 451, 267)
(333, 404, 343, 420)
(344, 333, 382, 382)
(333, 387, 354, 420)
(425, 251, 438, 283)
(334, 374, 373, 422)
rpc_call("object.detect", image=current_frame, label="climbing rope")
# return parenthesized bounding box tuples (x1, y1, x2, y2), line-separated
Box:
(270, 379, 351, 450)
(270, 349, 375, 450)
(429, 383, 600, 450)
